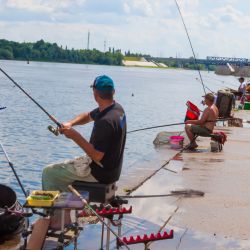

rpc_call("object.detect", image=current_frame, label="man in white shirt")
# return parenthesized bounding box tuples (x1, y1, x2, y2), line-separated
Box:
(238, 77, 246, 98)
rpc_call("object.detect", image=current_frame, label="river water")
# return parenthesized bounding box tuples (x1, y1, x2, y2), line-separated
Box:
(0, 60, 238, 201)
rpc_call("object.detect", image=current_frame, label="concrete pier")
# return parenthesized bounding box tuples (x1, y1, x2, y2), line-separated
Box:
(116, 110, 250, 249)
(2, 111, 250, 250)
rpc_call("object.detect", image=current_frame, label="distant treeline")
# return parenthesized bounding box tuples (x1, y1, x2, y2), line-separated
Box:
(0, 39, 123, 65)
(0, 39, 215, 70)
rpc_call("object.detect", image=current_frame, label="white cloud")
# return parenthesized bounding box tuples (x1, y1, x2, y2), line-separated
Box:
(1, 0, 250, 58)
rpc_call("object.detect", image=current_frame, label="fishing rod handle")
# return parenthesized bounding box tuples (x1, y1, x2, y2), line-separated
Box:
(48, 115, 62, 127)
(68, 185, 87, 205)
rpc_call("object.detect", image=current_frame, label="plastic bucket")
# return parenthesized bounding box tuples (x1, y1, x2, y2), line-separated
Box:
(169, 136, 184, 149)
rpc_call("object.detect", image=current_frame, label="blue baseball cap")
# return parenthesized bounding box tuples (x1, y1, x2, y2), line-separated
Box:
(91, 75, 115, 92)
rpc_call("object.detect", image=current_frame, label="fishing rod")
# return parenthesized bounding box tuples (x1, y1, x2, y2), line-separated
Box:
(68, 185, 131, 250)
(195, 78, 214, 93)
(0, 141, 46, 217)
(119, 189, 204, 199)
(174, 0, 206, 96)
(127, 117, 237, 134)
(0, 142, 27, 197)
(0, 67, 61, 135)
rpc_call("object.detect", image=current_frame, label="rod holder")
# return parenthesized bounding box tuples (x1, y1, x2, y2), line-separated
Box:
(117, 230, 174, 246)
(96, 206, 132, 216)
(78, 206, 132, 218)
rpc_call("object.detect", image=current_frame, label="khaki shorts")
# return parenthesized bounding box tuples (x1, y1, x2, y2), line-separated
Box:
(42, 155, 98, 192)
(191, 125, 212, 137)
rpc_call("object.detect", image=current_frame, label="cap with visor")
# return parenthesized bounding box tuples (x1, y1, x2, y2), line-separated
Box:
(91, 75, 115, 92)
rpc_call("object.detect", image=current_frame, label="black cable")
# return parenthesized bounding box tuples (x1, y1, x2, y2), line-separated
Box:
(174, 0, 206, 95)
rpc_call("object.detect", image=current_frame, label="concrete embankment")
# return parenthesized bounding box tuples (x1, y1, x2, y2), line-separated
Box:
(121, 110, 250, 249)
(3, 112, 250, 250)
(77, 110, 250, 249)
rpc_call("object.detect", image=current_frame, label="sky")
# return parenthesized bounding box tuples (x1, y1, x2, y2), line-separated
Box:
(0, 0, 250, 58)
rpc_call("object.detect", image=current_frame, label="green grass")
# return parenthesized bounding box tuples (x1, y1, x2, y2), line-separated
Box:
(124, 56, 142, 61)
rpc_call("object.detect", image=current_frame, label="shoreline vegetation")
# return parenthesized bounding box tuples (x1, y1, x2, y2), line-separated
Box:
(0, 39, 215, 71)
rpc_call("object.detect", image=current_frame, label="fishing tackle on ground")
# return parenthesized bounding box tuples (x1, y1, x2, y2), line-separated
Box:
(0, 67, 61, 135)
(119, 189, 204, 199)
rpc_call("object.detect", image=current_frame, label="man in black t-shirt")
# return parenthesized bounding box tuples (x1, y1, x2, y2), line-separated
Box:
(42, 75, 126, 192)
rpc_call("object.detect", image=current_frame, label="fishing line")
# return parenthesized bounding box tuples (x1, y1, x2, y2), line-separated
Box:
(195, 78, 214, 93)
(174, 0, 206, 95)
(0, 67, 61, 134)
(202, 75, 239, 88)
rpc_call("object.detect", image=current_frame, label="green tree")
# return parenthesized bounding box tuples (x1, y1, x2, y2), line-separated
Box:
(0, 48, 13, 59)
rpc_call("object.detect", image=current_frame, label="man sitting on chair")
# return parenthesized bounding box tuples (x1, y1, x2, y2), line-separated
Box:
(42, 75, 127, 191)
(185, 93, 218, 150)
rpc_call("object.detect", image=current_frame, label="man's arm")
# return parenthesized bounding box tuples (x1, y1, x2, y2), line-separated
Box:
(60, 127, 104, 163)
(64, 112, 93, 127)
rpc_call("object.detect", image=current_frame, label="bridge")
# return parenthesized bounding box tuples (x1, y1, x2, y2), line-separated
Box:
(204, 56, 250, 66)
(152, 56, 250, 67)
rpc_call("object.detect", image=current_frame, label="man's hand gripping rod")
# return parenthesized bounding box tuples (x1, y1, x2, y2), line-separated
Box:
(68, 185, 131, 250)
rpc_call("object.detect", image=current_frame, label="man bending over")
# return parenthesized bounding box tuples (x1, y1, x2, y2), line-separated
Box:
(185, 93, 218, 150)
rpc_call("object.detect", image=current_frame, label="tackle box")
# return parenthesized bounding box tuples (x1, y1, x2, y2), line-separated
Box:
(26, 190, 59, 207)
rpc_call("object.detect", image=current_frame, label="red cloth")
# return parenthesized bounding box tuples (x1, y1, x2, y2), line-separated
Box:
(212, 131, 227, 144)
(185, 101, 200, 121)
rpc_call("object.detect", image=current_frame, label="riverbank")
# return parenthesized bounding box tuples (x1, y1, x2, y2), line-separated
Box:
(121, 110, 250, 249)
(74, 110, 250, 249)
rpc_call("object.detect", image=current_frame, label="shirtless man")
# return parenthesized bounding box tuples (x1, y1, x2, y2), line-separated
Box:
(185, 93, 219, 149)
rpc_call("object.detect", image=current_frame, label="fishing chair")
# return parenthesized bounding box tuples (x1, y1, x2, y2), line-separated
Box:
(191, 131, 227, 152)
(72, 181, 117, 204)
(72, 181, 128, 250)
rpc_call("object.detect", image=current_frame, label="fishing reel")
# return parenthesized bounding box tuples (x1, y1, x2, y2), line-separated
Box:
(47, 125, 59, 136)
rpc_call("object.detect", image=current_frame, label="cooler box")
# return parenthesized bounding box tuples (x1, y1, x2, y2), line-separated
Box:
(244, 102, 250, 110)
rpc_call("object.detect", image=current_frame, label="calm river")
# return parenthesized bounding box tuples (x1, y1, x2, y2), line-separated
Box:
(0, 60, 238, 201)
